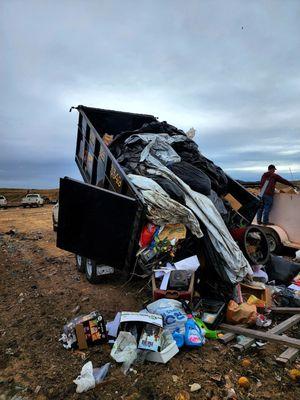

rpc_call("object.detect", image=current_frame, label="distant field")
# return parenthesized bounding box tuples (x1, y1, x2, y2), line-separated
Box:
(1, 180, 298, 204)
(0, 188, 58, 203)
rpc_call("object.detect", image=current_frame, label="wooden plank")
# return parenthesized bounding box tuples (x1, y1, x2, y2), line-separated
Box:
(231, 314, 300, 352)
(268, 314, 300, 334)
(219, 332, 236, 344)
(233, 338, 254, 351)
(276, 347, 299, 364)
(219, 323, 300, 349)
(271, 307, 300, 314)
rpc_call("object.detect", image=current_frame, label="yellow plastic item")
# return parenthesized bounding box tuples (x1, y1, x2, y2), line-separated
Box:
(247, 295, 265, 307)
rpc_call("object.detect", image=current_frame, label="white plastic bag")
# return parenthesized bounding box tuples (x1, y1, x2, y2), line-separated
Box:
(73, 361, 110, 393)
(110, 331, 138, 374)
(73, 361, 95, 393)
(93, 362, 110, 385)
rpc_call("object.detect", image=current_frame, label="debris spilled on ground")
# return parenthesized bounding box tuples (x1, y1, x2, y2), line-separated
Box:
(1, 106, 300, 399)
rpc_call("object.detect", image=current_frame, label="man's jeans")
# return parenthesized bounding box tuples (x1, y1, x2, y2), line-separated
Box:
(257, 194, 273, 224)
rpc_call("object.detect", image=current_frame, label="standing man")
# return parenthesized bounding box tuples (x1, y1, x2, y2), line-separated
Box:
(257, 165, 295, 225)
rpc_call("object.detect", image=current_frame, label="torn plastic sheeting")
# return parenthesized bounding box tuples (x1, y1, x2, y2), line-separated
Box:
(124, 133, 188, 146)
(128, 174, 203, 238)
(265, 255, 300, 285)
(140, 138, 181, 167)
(128, 174, 166, 194)
(207, 190, 228, 217)
(142, 190, 203, 239)
(145, 166, 252, 284)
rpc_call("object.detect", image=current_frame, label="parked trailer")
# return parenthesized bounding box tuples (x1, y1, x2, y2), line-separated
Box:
(253, 192, 300, 253)
(57, 105, 260, 283)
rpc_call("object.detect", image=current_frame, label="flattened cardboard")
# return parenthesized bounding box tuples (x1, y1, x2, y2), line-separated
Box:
(75, 324, 88, 350)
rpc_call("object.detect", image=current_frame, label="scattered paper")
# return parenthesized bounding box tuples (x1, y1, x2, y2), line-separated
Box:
(174, 255, 200, 271)
(160, 271, 171, 290)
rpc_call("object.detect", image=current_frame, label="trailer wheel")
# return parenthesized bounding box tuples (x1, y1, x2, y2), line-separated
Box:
(85, 259, 101, 284)
(75, 254, 86, 273)
(265, 231, 283, 254)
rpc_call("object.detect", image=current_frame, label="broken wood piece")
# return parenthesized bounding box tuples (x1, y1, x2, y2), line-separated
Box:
(276, 347, 299, 365)
(219, 332, 236, 344)
(219, 323, 300, 349)
(232, 314, 300, 351)
(271, 307, 300, 314)
(268, 314, 300, 334)
(233, 337, 254, 351)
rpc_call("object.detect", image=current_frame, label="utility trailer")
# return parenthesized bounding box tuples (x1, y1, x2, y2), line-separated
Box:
(57, 105, 261, 283)
(253, 193, 300, 253)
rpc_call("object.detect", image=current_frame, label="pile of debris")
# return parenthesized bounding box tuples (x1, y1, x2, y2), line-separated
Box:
(60, 112, 300, 393)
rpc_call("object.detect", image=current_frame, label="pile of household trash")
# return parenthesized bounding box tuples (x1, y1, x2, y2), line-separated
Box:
(109, 121, 257, 299)
(61, 121, 300, 393)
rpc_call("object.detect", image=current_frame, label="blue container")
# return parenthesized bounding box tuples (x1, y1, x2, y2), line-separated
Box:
(172, 328, 184, 348)
(184, 314, 205, 347)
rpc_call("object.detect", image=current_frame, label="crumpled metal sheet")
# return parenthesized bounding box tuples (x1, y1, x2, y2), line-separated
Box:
(128, 174, 203, 238)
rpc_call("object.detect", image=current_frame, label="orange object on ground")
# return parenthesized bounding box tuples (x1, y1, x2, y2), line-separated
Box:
(226, 300, 257, 325)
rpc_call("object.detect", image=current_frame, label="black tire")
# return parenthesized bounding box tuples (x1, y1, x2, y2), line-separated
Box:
(23, 205, 26, 208)
(85, 259, 101, 284)
(75, 254, 86, 273)
(242, 225, 270, 265)
(265, 230, 283, 254)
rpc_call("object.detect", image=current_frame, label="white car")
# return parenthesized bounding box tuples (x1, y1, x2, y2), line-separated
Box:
(0, 195, 8, 209)
(21, 193, 44, 208)
(52, 202, 59, 231)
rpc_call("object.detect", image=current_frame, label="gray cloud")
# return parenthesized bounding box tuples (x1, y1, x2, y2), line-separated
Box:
(1, 0, 300, 187)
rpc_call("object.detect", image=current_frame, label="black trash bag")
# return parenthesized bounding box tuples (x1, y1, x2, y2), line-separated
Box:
(273, 286, 300, 307)
(169, 161, 211, 196)
(265, 255, 300, 285)
(207, 190, 228, 222)
(149, 175, 186, 205)
(110, 121, 185, 159)
(134, 120, 185, 136)
(172, 139, 228, 194)
(197, 225, 235, 302)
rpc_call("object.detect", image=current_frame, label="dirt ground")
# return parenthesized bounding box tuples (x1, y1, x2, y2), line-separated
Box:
(0, 206, 299, 400)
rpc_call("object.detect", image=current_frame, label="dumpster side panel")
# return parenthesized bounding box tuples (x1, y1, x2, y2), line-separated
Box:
(57, 177, 139, 268)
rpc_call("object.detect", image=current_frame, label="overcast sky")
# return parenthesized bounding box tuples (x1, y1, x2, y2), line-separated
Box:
(1, 0, 300, 188)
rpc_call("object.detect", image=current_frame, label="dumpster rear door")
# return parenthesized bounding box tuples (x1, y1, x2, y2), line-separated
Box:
(57, 177, 140, 269)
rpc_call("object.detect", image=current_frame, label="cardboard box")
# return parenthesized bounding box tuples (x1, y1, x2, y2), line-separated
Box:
(145, 336, 179, 363)
(62, 311, 107, 350)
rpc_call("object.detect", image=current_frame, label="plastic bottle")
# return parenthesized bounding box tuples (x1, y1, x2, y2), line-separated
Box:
(184, 314, 205, 347)
(194, 317, 219, 339)
(172, 328, 184, 348)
